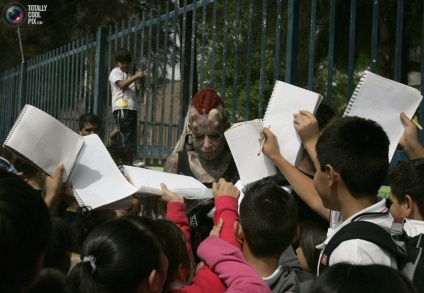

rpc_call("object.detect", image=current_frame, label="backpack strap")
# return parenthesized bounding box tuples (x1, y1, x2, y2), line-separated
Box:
(318, 221, 407, 274)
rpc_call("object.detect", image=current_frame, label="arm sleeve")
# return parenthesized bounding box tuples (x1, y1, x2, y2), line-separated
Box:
(167, 202, 193, 261)
(198, 236, 271, 293)
(213, 196, 241, 249)
(174, 266, 227, 293)
(109, 68, 123, 83)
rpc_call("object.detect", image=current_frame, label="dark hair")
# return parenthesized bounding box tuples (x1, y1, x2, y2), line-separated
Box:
(315, 116, 389, 198)
(155, 219, 191, 287)
(43, 217, 75, 274)
(299, 222, 327, 275)
(310, 263, 418, 293)
(66, 216, 164, 293)
(315, 103, 336, 130)
(74, 207, 117, 253)
(1, 147, 13, 161)
(114, 48, 133, 64)
(0, 170, 52, 292)
(25, 268, 66, 293)
(13, 156, 40, 179)
(240, 178, 298, 258)
(390, 158, 424, 218)
(78, 113, 101, 131)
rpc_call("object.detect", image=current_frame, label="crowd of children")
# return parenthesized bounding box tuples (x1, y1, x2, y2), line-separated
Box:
(1, 74, 424, 292)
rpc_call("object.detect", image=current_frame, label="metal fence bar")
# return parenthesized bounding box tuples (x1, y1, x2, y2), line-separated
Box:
(231, 0, 241, 123)
(189, 0, 197, 100)
(308, 0, 317, 91)
(220, 0, 229, 101)
(274, 0, 283, 83)
(244, 0, 254, 120)
(210, 0, 217, 88)
(159, 2, 170, 162)
(394, 0, 404, 81)
(370, 0, 379, 72)
(168, 0, 179, 155)
(258, 0, 267, 119)
(326, 0, 336, 105)
(199, 0, 207, 88)
(177, 0, 188, 138)
(347, 0, 357, 99)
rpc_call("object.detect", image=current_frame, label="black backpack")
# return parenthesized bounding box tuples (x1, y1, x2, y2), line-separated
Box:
(319, 218, 424, 290)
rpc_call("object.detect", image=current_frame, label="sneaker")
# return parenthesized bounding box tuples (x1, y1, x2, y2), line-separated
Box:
(132, 160, 145, 167)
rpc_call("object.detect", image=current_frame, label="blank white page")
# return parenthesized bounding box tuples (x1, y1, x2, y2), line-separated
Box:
(224, 120, 277, 185)
(344, 71, 423, 162)
(263, 81, 323, 166)
(4, 104, 84, 181)
(123, 166, 212, 199)
(69, 134, 136, 210)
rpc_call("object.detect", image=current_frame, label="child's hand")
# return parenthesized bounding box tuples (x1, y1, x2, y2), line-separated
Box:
(212, 178, 240, 199)
(293, 110, 320, 146)
(45, 164, 64, 197)
(209, 218, 223, 237)
(160, 183, 184, 203)
(135, 71, 145, 79)
(399, 112, 424, 159)
(261, 127, 281, 162)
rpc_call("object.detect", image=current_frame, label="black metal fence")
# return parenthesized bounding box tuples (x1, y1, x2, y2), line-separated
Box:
(0, 0, 423, 166)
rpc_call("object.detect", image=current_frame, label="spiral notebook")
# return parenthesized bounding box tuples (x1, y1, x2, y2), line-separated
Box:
(263, 80, 323, 166)
(4, 104, 85, 182)
(225, 81, 323, 185)
(123, 165, 213, 199)
(343, 71, 423, 162)
(225, 120, 277, 185)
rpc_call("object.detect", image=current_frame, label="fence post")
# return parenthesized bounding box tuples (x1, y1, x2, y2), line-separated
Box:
(94, 27, 107, 117)
(285, 0, 300, 84)
(18, 62, 27, 110)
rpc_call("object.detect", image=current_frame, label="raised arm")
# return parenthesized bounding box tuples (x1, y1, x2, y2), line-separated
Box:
(293, 110, 320, 163)
(160, 183, 190, 242)
(399, 112, 424, 159)
(261, 127, 330, 220)
(198, 233, 271, 292)
(212, 178, 241, 249)
(115, 71, 145, 90)
(44, 163, 64, 215)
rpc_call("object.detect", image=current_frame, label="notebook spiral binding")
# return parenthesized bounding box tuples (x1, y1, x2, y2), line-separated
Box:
(262, 80, 281, 123)
(73, 189, 85, 208)
(344, 72, 367, 115)
(4, 104, 29, 145)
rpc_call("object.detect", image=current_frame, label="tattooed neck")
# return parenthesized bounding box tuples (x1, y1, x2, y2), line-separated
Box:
(189, 150, 232, 182)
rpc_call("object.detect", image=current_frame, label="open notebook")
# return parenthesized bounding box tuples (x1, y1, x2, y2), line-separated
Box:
(225, 81, 323, 185)
(3, 105, 210, 210)
(123, 165, 212, 199)
(343, 71, 423, 162)
(4, 104, 84, 182)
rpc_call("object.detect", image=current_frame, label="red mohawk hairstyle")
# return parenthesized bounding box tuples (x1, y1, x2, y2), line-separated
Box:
(191, 88, 225, 114)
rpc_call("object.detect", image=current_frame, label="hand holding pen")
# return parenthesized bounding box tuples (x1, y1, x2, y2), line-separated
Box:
(399, 112, 424, 159)
(259, 126, 282, 162)
(258, 125, 271, 156)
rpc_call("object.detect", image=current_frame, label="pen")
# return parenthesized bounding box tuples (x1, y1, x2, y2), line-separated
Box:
(412, 119, 423, 131)
(257, 125, 271, 156)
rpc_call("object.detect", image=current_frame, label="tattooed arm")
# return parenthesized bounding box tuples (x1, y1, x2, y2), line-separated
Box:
(163, 153, 178, 173)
